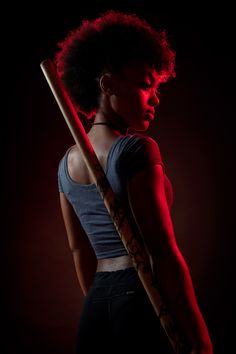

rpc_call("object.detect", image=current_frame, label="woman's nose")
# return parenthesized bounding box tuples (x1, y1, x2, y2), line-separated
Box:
(149, 91, 160, 107)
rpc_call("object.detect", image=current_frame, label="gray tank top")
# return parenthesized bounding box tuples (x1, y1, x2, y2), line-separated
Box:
(58, 134, 172, 259)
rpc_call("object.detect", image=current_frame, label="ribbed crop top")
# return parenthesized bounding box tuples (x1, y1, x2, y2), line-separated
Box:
(58, 134, 173, 259)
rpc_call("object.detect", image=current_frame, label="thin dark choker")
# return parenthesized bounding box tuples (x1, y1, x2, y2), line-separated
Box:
(92, 122, 127, 133)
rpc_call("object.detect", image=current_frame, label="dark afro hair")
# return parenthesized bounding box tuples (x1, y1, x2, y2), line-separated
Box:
(55, 10, 176, 118)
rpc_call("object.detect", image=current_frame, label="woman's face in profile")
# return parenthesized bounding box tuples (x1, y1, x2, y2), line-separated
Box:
(109, 63, 161, 131)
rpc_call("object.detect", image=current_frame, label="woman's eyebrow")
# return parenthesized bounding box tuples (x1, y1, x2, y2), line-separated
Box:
(142, 71, 160, 86)
(139, 72, 154, 84)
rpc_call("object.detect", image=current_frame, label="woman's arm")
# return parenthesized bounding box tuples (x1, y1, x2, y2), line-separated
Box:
(59, 192, 97, 295)
(127, 164, 213, 354)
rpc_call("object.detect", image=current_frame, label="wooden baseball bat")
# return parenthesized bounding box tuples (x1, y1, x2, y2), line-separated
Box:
(40, 59, 188, 353)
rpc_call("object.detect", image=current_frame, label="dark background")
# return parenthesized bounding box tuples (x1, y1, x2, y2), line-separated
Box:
(3, 1, 235, 353)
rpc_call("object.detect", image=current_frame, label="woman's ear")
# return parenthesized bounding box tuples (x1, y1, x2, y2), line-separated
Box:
(99, 73, 114, 95)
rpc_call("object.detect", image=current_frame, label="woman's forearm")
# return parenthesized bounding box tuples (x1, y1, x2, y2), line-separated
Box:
(151, 249, 213, 353)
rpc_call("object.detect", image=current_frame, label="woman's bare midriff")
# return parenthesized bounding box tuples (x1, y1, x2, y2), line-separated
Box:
(96, 255, 134, 272)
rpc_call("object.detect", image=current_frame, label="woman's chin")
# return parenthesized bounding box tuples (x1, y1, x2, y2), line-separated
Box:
(132, 121, 150, 132)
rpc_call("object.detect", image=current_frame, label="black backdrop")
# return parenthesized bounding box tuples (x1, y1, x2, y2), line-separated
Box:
(3, 1, 234, 353)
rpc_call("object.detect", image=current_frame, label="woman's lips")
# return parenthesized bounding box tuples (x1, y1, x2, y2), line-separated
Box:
(144, 112, 154, 121)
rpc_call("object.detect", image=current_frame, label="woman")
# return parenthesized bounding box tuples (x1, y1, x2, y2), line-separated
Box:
(55, 10, 213, 354)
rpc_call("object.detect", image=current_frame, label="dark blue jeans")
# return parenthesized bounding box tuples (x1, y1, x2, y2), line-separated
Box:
(76, 267, 173, 353)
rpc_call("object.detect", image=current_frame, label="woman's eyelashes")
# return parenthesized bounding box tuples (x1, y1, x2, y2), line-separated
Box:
(141, 81, 151, 90)
(141, 81, 161, 98)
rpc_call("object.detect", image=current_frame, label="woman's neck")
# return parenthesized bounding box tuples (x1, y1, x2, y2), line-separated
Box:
(92, 112, 128, 135)
(92, 121, 127, 134)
